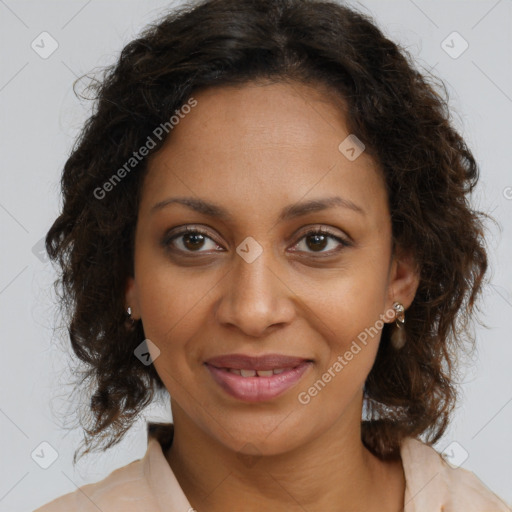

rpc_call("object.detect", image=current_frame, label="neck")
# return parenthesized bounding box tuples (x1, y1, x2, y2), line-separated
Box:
(164, 397, 405, 512)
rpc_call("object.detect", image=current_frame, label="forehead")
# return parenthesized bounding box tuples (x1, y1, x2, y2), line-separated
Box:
(155, 81, 355, 156)
(141, 81, 387, 223)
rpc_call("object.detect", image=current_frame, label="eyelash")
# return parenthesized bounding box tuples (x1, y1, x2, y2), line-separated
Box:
(162, 225, 351, 256)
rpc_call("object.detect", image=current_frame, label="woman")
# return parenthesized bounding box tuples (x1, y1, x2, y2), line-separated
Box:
(34, 0, 511, 510)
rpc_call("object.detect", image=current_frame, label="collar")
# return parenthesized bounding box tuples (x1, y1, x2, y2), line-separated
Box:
(143, 422, 191, 512)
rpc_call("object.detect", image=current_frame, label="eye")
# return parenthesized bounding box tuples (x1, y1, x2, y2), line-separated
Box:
(162, 225, 351, 256)
(290, 227, 351, 255)
(162, 226, 223, 254)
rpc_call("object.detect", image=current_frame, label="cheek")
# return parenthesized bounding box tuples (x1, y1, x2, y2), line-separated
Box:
(295, 255, 389, 394)
(293, 252, 390, 341)
(298, 303, 384, 412)
(134, 252, 223, 374)
(138, 273, 207, 344)
(320, 306, 383, 392)
(136, 272, 206, 395)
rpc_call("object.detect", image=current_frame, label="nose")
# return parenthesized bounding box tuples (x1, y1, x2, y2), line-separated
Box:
(214, 246, 295, 338)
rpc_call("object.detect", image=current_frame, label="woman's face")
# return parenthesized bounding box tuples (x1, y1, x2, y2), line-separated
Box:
(126, 81, 418, 456)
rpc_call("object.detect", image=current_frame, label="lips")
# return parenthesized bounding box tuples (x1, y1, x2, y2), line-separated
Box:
(204, 353, 311, 372)
(205, 360, 312, 402)
(204, 353, 313, 401)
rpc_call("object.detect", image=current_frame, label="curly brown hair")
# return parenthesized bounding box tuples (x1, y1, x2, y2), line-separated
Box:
(46, 0, 489, 464)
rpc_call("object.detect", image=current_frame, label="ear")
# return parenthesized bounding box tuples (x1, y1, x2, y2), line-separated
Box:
(125, 276, 140, 320)
(385, 246, 420, 317)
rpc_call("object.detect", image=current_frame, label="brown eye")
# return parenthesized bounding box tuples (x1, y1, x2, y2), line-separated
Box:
(305, 233, 329, 251)
(182, 232, 206, 251)
(162, 227, 223, 254)
(291, 227, 350, 255)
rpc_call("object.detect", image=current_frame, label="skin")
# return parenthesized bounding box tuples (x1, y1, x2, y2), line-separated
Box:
(125, 80, 420, 512)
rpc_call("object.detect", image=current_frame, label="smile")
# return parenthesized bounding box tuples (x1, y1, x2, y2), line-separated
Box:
(205, 361, 312, 402)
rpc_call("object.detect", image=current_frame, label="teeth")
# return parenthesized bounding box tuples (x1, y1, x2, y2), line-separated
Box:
(256, 370, 273, 377)
(226, 368, 287, 377)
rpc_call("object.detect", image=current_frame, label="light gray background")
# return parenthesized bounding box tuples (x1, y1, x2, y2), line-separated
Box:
(1, 1, 511, 510)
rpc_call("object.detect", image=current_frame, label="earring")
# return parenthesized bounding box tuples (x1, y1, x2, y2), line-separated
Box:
(126, 306, 137, 327)
(390, 301, 406, 349)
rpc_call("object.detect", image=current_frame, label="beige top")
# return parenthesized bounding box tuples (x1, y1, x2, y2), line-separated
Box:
(33, 422, 511, 512)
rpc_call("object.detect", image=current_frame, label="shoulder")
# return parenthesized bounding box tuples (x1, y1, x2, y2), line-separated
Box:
(32, 457, 156, 512)
(401, 437, 511, 512)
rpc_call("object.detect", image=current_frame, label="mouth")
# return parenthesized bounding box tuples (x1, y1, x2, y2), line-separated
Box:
(204, 357, 313, 402)
(209, 367, 293, 377)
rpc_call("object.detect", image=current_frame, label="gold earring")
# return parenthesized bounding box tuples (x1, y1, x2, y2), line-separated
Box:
(390, 301, 406, 349)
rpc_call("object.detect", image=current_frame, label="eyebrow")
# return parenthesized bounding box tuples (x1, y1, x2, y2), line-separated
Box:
(150, 195, 365, 221)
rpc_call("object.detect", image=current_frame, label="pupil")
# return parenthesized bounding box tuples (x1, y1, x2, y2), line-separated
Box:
(307, 234, 327, 251)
